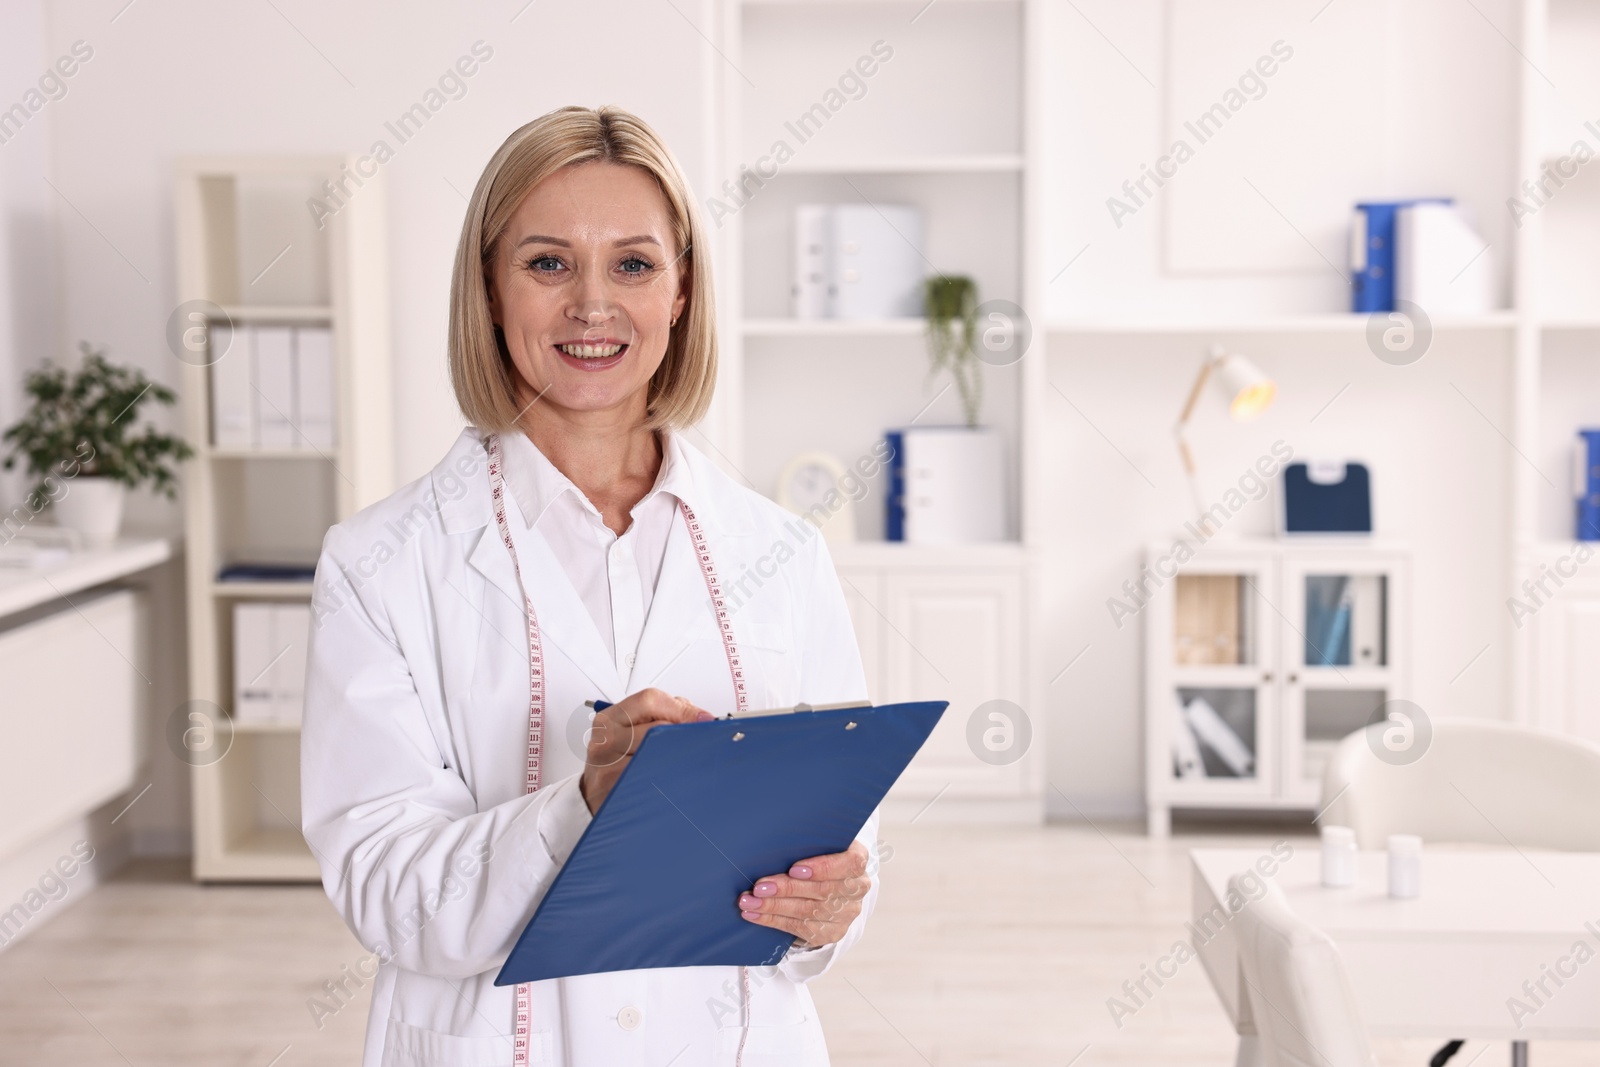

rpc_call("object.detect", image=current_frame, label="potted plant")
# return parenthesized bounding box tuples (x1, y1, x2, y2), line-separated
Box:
(2, 342, 193, 545)
(923, 274, 981, 427)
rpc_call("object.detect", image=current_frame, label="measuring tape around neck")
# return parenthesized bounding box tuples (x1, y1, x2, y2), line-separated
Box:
(485, 432, 753, 1067)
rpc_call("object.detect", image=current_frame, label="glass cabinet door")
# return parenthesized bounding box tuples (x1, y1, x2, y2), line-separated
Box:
(1282, 559, 1403, 805)
(1172, 685, 1260, 782)
(1300, 573, 1388, 668)
(1157, 564, 1277, 802)
(1174, 573, 1256, 667)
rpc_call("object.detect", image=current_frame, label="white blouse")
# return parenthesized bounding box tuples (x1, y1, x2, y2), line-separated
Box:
(497, 429, 688, 681)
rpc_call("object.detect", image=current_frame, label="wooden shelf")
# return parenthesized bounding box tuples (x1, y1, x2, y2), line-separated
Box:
(1296, 666, 1394, 688)
(231, 719, 302, 734)
(1172, 666, 1264, 687)
(1047, 312, 1519, 336)
(1539, 316, 1600, 330)
(212, 581, 315, 598)
(195, 827, 319, 883)
(742, 0, 1020, 8)
(204, 446, 337, 460)
(829, 540, 1028, 569)
(743, 318, 925, 338)
(215, 304, 334, 324)
(776, 154, 1024, 175)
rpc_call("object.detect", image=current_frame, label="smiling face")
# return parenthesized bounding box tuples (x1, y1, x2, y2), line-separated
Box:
(486, 161, 688, 426)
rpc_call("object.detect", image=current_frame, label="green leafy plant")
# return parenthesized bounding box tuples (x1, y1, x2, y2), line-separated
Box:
(923, 274, 981, 427)
(2, 342, 193, 501)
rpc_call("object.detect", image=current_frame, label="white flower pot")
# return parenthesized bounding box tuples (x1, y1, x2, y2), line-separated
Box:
(53, 476, 125, 546)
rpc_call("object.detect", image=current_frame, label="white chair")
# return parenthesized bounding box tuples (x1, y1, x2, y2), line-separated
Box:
(1319, 718, 1600, 1067)
(1230, 873, 1379, 1067)
(1319, 718, 1600, 851)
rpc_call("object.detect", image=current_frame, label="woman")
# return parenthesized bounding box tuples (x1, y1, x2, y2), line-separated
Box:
(301, 105, 878, 1067)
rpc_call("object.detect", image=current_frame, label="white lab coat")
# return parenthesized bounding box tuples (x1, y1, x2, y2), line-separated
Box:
(301, 427, 879, 1067)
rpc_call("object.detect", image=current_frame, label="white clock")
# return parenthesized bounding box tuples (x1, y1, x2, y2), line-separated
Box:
(776, 451, 858, 544)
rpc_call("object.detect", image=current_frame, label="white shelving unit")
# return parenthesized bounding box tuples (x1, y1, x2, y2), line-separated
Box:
(1510, 1, 1600, 744)
(174, 155, 392, 881)
(1144, 540, 1412, 837)
(703, 0, 1589, 828)
(712, 0, 1045, 821)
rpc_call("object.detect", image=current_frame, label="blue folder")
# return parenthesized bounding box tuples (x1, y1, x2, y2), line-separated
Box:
(494, 700, 948, 985)
(1351, 199, 1451, 313)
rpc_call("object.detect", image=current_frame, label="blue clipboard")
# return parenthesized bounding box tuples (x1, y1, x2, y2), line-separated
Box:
(494, 699, 948, 985)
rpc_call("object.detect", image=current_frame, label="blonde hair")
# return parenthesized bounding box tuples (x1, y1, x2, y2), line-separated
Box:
(448, 105, 717, 432)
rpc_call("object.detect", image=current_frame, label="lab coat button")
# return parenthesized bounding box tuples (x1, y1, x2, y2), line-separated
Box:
(617, 1005, 642, 1030)
(625, 652, 636, 669)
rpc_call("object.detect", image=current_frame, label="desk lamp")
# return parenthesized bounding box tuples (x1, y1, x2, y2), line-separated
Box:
(1174, 344, 1277, 535)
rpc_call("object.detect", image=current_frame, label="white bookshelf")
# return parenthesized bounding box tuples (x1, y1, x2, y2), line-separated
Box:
(712, 0, 1045, 820)
(1510, 1, 1600, 744)
(175, 155, 393, 881)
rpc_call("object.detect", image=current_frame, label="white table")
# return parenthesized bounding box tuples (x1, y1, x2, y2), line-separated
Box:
(1191, 847, 1600, 1061)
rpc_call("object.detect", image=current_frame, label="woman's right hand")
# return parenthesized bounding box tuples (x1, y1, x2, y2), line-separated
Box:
(578, 688, 712, 815)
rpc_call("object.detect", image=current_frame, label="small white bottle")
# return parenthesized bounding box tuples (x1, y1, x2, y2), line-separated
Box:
(1388, 834, 1422, 898)
(1321, 824, 1357, 887)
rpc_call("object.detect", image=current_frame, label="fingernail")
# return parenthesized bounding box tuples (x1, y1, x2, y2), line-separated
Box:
(740, 910, 760, 921)
(753, 881, 778, 897)
(695, 710, 714, 721)
(791, 864, 813, 879)
(739, 894, 761, 910)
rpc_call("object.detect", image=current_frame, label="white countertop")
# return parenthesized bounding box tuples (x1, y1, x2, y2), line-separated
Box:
(0, 536, 175, 619)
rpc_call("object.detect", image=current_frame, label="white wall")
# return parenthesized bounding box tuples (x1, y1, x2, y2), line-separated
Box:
(40, 0, 720, 513)
(23, 0, 719, 855)
(0, 0, 61, 510)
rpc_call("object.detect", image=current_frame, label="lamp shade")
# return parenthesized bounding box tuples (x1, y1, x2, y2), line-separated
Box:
(1215, 353, 1276, 420)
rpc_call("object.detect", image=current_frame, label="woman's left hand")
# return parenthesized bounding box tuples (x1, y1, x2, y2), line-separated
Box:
(736, 840, 870, 948)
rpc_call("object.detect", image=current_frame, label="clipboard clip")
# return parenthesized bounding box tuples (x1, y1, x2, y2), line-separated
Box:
(585, 698, 869, 720)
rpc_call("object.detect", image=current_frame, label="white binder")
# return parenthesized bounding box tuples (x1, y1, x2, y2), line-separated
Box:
(232, 603, 277, 723)
(829, 203, 924, 320)
(1396, 202, 1493, 314)
(295, 326, 336, 450)
(253, 326, 297, 448)
(791, 205, 831, 320)
(900, 427, 1005, 544)
(209, 322, 254, 448)
(233, 602, 312, 724)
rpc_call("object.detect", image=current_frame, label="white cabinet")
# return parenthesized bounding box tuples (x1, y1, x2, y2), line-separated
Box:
(1519, 545, 1600, 744)
(1144, 540, 1410, 837)
(834, 546, 1037, 821)
(0, 588, 149, 859)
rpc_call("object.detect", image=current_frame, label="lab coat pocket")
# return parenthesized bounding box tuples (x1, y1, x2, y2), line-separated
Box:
(738, 620, 798, 707)
(716, 1016, 827, 1065)
(383, 1016, 551, 1067)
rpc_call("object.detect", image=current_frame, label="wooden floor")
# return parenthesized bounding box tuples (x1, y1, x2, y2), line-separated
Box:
(1, 821, 1595, 1066)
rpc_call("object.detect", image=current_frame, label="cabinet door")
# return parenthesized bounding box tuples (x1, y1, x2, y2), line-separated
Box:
(880, 569, 1026, 799)
(1147, 554, 1279, 810)
(832, 566, 884, 703)
(1279, 553, 1408, 806)
(1532, 593, 1600, 744)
